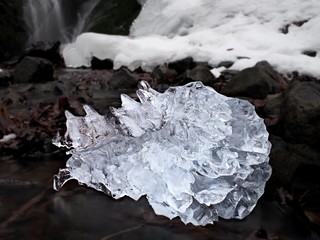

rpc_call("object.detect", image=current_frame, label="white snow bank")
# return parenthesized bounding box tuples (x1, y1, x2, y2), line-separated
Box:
(62, 0, 320, 77)
(211, 67, 226, 78)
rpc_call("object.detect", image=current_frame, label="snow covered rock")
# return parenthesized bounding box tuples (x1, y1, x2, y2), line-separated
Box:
(62, 0, 320, 78)
(53, 81, 271, 225)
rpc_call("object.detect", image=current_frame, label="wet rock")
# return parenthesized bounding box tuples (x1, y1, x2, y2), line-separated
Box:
(302, 50, 317, 57)
(107, 68, 138, 89)
(13, 56, 54, 83)
(1, 89, 26, 106)
(0, 70, 12, 87)
(91, 57, 114, 70)
(184, 64, 215, 84)
(152, 65, 178, 84)
(281, 82, 320, 145)
(260, 93, 284, 130)
(217, 61, 234, 68)
(24, 41, 61, 64)
(55, 78, 78, 96)
(263, 94, 284, 117)
(220, 69, 240, 79)
(220, 61, 282, 99)
(281, 20, 309, 34)
(236, 56, 250, 60)
(268, 135, 291, 185)
(167, 57, 197, 74)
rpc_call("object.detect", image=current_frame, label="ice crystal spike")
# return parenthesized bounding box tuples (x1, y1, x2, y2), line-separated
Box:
(53, 168, 72, 191)
(53, 81, 272, 226)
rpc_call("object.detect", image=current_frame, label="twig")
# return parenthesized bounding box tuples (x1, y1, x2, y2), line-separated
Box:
(0, 189, 46, 229)
(101, 224, 144, 240)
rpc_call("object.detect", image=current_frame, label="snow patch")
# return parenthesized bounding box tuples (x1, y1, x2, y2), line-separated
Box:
(0, 134, 16, 143)
(210, 67, 226, 78)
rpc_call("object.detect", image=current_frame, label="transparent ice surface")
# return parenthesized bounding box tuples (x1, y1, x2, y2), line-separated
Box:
(53, 81, 271, 226)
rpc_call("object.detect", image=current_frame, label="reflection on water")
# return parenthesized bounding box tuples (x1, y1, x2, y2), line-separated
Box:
(0, 157, 319, 240)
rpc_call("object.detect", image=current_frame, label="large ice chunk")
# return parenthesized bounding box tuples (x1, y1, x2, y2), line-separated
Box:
(53, 81, 271, 226)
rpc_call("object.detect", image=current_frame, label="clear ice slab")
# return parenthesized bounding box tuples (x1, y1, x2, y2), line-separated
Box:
(53, 81, 271, 226)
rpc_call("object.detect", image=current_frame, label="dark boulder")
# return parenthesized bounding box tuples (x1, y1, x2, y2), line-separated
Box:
(220, 61, 282, 99)
(107, 68, 138, 89)
(13, 56, 54, 83)
(302, 50, 317, 57)
(217, 61, 234, 68)
(263, 94, 283, 117)
(168, 57, 197, 74)
(152, 65, 178, 84)
(91, 57, 114, 70)
(184, 64, 215, 84)
(24, 41, 61, 64)
(260, 94, 284, 133)
(281, 81, 320, 145)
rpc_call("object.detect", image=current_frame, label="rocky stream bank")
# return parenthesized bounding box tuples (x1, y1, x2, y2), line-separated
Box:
(0, 44, 320, 239)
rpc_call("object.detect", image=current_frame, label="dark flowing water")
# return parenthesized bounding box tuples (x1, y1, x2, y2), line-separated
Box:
(0, 155, 319, 240)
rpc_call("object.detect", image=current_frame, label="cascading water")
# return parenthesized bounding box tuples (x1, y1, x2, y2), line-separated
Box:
(23, 0, 64, 43)
(23, 0, 101, 44)
(69, 0, 103, 42)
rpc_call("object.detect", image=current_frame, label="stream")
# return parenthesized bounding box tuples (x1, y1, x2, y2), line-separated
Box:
(0, 155, 319, 240)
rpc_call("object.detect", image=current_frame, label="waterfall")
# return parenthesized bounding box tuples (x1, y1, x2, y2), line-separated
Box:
(68, 0, 102, 42)
(23, 0, 65, 43)
(23, 0, 101, 44)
